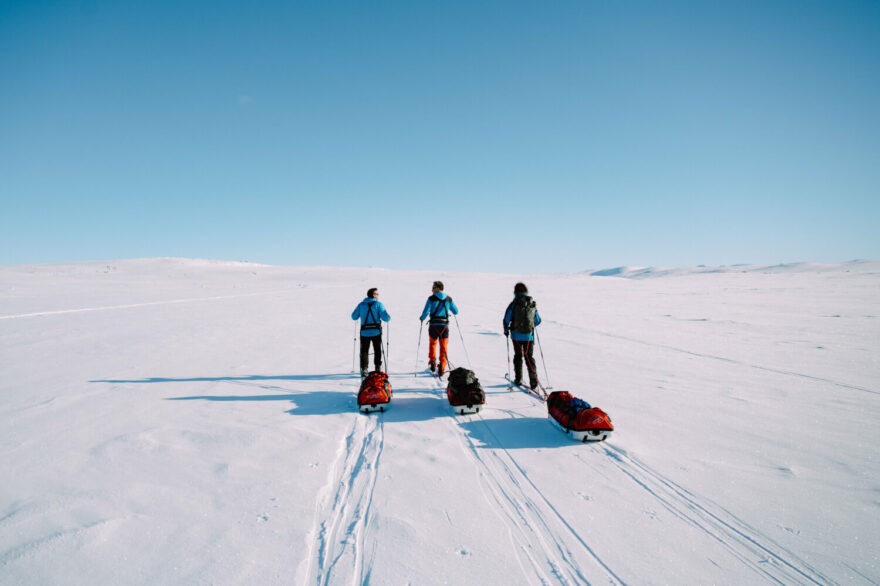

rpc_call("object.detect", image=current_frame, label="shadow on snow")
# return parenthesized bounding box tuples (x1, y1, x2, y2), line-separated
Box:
(91, 373, 366, 384)
(91, 373, 450, 421)
(458, 416, 572, 450)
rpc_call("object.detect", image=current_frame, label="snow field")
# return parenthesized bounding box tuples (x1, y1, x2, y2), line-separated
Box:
(1, 258, 878, 584)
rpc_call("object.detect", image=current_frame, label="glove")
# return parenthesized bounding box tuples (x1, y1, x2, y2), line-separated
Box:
(503, 329, 510, 337)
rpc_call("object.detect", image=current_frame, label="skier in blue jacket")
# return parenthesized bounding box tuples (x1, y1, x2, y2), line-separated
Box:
(352, 288, 391, 377)
(503, 282, 542, 389)
(419, 281, 459, 376)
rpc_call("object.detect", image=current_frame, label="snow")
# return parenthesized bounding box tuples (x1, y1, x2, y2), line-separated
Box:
(1, 257, 878, 585)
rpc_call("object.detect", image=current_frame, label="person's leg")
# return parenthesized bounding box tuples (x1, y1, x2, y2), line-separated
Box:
(512, 341, 524, 384)
(372, 335, 383, 371)
(428, 335, 437, 369)
(438, 337, 449, 374)
(524, 340, 538, 388)
(428, 324, 445, 370)
(359, 336, 370, 373)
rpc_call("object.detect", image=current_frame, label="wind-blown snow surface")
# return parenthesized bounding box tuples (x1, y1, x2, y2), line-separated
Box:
(1, 258, 878, 585)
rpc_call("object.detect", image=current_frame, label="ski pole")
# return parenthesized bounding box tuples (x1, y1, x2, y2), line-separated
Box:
(506, 333, 512, 389)
(414, 320, 424, 377)
(385, 322, 390, 374)
(352, 322, 358, 372)
(535, 326, 552, 390)
(452, 313, 472, 369)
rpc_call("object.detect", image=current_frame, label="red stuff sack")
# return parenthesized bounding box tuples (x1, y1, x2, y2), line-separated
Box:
(358, 372, 392, 407)
(547, 391, 613, 432)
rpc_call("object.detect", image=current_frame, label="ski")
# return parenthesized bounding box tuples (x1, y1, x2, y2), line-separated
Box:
(504, 373, 547, 401)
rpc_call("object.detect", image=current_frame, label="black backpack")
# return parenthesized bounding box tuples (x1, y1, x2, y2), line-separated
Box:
(511, 296, 537, 334)
(448, 367, 476, 388)
(447, 368, 485, 407)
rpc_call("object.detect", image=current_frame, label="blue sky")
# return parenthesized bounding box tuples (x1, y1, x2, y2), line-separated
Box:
(2, 0, 878, 271)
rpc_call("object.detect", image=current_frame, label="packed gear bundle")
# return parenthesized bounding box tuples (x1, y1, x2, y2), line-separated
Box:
(546, 391, 613, 442)
(511, 295, 537, 334)
(358, 371, 392, 413)
(446, 367, 485, 415)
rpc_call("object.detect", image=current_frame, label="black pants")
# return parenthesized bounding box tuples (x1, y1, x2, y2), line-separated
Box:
(360, 334, 383, 372)
(512, 339, 537, 386)
(428, 324, 450, 339)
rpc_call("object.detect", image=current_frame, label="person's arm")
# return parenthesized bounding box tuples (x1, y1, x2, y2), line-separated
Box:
(503, 302, 513, 335)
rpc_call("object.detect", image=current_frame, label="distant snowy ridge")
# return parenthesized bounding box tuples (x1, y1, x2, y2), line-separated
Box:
(588, 260, 877, 279)
(4, 257, 877, 278)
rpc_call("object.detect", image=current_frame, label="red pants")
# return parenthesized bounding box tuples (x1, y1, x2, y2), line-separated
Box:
(428, 324, 450, 372)
(428, 337, 449, 372)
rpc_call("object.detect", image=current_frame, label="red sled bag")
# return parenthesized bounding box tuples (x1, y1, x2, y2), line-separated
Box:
(446, 368, 485, 415)
(547, 391, 613, 442)
(358, 372, 392, 413)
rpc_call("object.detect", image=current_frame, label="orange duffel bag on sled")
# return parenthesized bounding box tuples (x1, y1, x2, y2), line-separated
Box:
(358, 371, 392, 413)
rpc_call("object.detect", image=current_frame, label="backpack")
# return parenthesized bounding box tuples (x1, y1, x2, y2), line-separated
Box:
(511, 295, 537, 334)
(447, 381, 485, 407)
(448, 367, 476, 388)
(446, 367, 485, 407)
(358, 372, 392, 406)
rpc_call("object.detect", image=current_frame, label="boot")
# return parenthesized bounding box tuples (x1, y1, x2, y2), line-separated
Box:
(360, 369, 368, 378)
(429, 361, 436, 373)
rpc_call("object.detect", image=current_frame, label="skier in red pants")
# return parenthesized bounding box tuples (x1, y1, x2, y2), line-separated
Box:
(419, 281, 459, 377)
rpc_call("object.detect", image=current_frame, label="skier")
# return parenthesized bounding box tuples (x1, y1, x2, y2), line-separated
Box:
(503, 282, 542, 390)
(419, 281, 459, 376)
(352, 288, 391, 377)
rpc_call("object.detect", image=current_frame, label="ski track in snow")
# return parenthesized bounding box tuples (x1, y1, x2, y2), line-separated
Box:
(0, 289, 299, 320)
(549, 321, 878, 396)
(426, 375, 624, 586)
(593, 445, 836, 586)
(305, 411, 385, 586)
(434, 370, 840, 585)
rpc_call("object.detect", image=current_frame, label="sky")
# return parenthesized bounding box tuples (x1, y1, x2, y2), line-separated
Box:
(1, 0, 879, 272)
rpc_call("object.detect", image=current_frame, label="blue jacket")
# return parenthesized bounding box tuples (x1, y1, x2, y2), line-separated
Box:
(503, 293, 542, 342)
(352, 297, 390, 337)
(420, 291, 459, 323)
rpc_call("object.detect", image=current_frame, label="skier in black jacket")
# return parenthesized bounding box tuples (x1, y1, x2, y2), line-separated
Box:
(503, 282, 542, 389)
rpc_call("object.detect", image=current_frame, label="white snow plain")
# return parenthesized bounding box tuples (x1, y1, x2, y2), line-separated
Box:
(1, 258, 878, 585)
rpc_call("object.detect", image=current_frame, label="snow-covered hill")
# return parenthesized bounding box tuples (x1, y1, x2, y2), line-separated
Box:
(1, 258, 878, 584)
